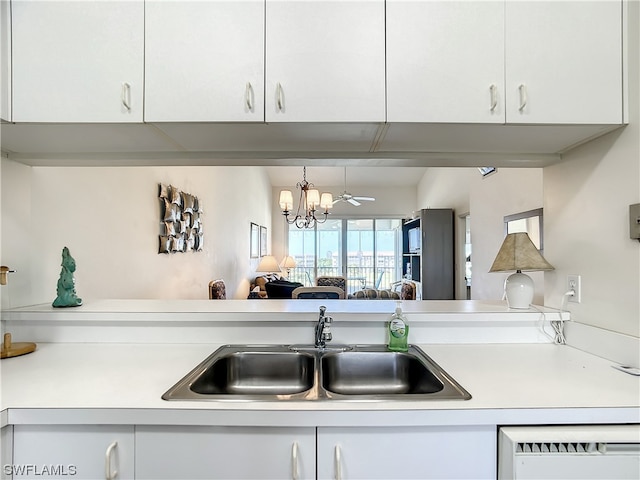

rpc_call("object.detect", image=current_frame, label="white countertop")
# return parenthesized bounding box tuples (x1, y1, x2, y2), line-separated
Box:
(2, 299, 569, 322)
(1, 342, 638, 428)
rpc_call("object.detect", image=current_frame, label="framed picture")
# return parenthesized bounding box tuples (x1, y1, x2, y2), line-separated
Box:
(250, 223, 260, 258)
(260, 226, 268, 256)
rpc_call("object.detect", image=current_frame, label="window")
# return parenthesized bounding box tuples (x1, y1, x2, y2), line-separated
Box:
(288, 218, 402, 294)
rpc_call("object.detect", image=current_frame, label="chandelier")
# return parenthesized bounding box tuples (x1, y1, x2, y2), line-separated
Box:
(279, 166, 333, 229)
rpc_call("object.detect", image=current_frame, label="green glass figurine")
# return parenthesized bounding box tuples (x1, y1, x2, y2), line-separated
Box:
(52, 247, 82, 308)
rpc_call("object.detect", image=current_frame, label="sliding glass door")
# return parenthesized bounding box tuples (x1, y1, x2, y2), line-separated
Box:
(288, 218, 401, 294)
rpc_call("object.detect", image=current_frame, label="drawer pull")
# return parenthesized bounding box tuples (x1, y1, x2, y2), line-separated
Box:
(105, 441, 118, 480)
(121, 83, 131, 112)
(489, 84, 498, 112)
(518, 83, 528, 112)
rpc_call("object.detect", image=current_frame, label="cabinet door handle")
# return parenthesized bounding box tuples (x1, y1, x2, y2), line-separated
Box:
(518, 84, 528, 112)
(245, 82, 254, 111)
(291, 442, 299, 480)
(334, 444, 342, 480)
(121, 82, 131, 112)
(276, 82, 284, 111)
(489, 84, 498, 112)
(105, 441, 118, 480)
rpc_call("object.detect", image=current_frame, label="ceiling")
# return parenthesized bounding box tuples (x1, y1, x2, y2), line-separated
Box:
(264, 166, 429, 188)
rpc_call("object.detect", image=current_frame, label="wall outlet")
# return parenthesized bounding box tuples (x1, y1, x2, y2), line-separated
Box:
(568, 274, 581, 303)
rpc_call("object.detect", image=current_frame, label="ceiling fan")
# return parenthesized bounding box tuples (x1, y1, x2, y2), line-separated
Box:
(333, 168, 376, 206)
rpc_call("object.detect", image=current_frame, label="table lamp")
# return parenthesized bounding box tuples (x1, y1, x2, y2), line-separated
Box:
(255, 255, 282, 281)
(489, 232, 554, 309)
(279, 255, 297, 277)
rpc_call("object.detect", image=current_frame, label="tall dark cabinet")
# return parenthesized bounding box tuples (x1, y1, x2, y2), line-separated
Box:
(402, 208, 454, 300)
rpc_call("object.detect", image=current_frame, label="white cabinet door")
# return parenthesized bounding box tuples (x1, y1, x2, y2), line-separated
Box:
(387, 0, 505, 123)
(11, 0, 143, 122)
(265, 0, 385, 122)
(0, 0, 10, 122)
(1, 426, 12, 480)
(12, 425, 134, 480)
(136, 425, 316, 480)
(145, 0, 264, 122)
(505, 0, 623, 124)
(317, 426, 496, 480)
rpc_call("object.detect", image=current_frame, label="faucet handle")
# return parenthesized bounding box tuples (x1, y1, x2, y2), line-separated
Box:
(319, 305, 326, 316)
(322, 317, 333, 343)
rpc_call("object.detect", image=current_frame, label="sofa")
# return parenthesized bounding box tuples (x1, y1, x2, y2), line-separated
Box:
(347, 289, 400, 300)
(249, 276, 269, 298)
(264, 279, 304, 299)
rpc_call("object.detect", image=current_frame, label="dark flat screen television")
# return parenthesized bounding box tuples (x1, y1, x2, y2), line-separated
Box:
(408, 227, 420, 253)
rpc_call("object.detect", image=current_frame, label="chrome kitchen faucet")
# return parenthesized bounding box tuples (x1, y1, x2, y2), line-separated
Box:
(314, 306, 333, 349)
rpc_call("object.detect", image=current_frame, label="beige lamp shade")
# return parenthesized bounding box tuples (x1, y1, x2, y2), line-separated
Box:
(489, 232, 553, 309)
(320, 193, 333, 210)
(279, 190, 294, 211)
(306, 189, 320, 209)
(256, 255, 282, 273)
(279, 255, 297, 269)
(489, 232, 554, 273)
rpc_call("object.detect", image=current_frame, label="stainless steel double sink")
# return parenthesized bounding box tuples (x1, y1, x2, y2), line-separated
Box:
(162, 344, 471, 401)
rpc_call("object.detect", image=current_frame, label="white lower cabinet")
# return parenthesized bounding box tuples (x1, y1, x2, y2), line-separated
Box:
(1, 426, 12, 480)
(11, 425, 134, 480)
(9, 424, 496, 479)
(317, 426, 497, 480)
(135, 425, 316, 480)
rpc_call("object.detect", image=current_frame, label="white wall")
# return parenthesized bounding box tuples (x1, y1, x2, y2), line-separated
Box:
(417, 167, 474, 215)
(543, 0, 640, 338)
(470, 169, 544, 304)
(0, 162, 272, 305)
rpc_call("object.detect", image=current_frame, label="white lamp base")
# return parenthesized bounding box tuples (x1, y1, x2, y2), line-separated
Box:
(504, 271, 534, 309)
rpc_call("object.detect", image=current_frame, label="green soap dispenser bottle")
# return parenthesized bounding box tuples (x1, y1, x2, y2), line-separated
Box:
(388, 302, 409, 352)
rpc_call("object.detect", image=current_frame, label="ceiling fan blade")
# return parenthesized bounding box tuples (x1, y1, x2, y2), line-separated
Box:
(353, 196, 375, 202)
(332, 198, 342, 205)
(348, 198, 361, 206)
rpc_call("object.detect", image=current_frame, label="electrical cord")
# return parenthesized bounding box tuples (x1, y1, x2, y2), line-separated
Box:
(532, 289, 574, 345)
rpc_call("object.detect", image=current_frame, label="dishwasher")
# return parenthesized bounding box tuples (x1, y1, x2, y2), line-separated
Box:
(499, 425, 640, 479)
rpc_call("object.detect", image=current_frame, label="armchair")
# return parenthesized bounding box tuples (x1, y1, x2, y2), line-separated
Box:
(316, 276, 346, 294)
(292, 286, 345, 299)
(208, 279, 226, 299)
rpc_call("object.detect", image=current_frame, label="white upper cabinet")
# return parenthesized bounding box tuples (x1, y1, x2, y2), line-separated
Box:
(387, 0, 623, 126)
(1, 0, 10, 122)
(387, 0, 505, 123)
(145, 0, 265, 122)
(11, 0, 144, 123)
(505, 0, 623, 124)
(265, 0, 386, 122)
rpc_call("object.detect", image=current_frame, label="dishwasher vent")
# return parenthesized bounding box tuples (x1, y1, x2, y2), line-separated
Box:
(500, 425, 640, 480)
(515, 442, 597, 454)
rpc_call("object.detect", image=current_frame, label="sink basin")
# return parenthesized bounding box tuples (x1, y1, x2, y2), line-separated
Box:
(163, 344, 470, 401)
(162, 345, 316, 400)
(320, 345, 470, 400)
(190, 351, 315, 395)
(321, 351, 444, 395)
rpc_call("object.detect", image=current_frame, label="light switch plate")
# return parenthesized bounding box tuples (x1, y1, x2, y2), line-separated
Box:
(630, 204, 640, 240)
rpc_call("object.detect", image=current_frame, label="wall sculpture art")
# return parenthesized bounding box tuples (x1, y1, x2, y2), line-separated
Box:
(158, 184, 204, 254)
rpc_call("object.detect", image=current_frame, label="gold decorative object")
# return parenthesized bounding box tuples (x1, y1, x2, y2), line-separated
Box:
(1, 333, 36, 359)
